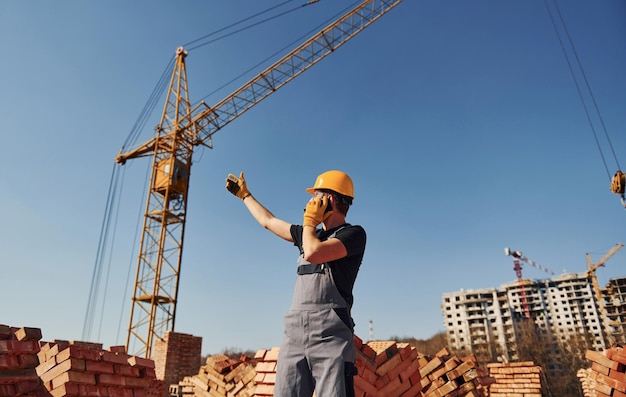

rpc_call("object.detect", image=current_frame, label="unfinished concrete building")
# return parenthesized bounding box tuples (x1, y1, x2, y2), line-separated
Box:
(604, 277, 626, 345)
(440, 273, 625, 362)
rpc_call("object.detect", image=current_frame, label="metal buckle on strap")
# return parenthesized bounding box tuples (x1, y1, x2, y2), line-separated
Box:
(297, 263, 326, 275)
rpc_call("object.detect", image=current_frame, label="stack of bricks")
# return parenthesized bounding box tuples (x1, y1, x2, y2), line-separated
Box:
(154, 331, 202, 392)
(418, 348, 494, 397)
(0, 325, 47, 397)
(577, 367, 596, 397)
(353, 336, 423, 397)
(171, 354, 257, 397)
(250, 336, 493, 397)
(36, 340, 163, 396)
(583, 346, 626, 397)
(486, 362, 543, 397)
(249, 337, 425, 397)
(253, 347, 279, 396)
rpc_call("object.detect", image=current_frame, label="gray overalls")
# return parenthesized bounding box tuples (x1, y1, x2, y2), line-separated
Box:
(274, 229, 356, 397)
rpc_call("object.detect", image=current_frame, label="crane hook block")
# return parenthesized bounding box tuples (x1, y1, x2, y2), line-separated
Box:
(611, 170, 625, 195)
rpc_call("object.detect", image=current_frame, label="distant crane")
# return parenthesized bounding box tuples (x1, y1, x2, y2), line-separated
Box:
(586, 243, 624, 345)
(115, 0, 403, 358)
(504, 248, 555, 319)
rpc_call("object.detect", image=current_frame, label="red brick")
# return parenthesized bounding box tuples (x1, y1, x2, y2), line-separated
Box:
(387, 355, 416, 381)
(100, 350, 130, 365)
(408, 370, 421, 387)
(353, 335, 363, 350)
(139, 367, 156, 378)
(19, 353, 40, 369)
(107, 386, 134, 397)
(400, 378, 423, 397)
(376, 353, 403, 376)
(0, 354, 20, 369)
(97, 373, 126, 386)
(399, 344, 416, 361)
(419, 356, 443, 378)
(0, 325, 11, 340)
(596, 372, 626, 393)
(85, 360, 115, 374)
(0, 384, 15, 395)
(51, 370, 96, 389)
(114, 364, 140, 377)
(615, 352, 626, 366)
(398, 359, 420, 383)
(425, 379, 458, 397)
(109, 345, 126, 354)
(48, 383, 79, 397)
(125, 376, 150, 388)
(133, 388, 147, 397)
(254, 383, 275, 395)
(592, 362, 611, 376)
(68, 341, 103, 350)
(78, 384, 111, 397)
(127, 356, 155, 369)
(254, 349, 267, 360)
(15, 327, 42, 342)
(587, 350, 625, 371)
(0, 340, 39, 355)
(0, 368, 39, 382)
(255, 362, 277, 373)
(264, 347, 280, 362)
(595, 380, 614, 396)
(40, 358, 86, 384)
(56, 345, 102, 363)
(361, 344, 377, 361)
(354, 375, 377, 397)
(13, 380, 41, 395)
(610, 368, 626, 382)
(446, 361, 475, 380)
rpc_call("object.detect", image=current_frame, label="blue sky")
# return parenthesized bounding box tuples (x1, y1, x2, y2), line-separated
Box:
(1, 1, 625, 356)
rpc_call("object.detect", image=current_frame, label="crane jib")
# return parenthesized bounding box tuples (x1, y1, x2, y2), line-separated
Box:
(190, 0, 403, 145)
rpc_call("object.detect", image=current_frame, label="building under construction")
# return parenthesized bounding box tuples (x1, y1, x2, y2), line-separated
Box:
(441, 274, 626, 362)
(605, 277, 626, 344)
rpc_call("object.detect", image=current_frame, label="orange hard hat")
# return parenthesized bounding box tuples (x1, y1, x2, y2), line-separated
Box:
(306, 170, 354, 199)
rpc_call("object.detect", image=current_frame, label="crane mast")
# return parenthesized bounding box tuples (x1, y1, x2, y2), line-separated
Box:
(585, 243, 623, 346)
(117, 0, 403, 358)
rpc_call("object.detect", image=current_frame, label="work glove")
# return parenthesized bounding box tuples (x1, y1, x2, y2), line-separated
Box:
(225, 172, 251, 200)
(303, 195, 332, 227)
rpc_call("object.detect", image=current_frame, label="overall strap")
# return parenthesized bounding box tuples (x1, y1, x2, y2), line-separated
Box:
(296, 224, 349, 275)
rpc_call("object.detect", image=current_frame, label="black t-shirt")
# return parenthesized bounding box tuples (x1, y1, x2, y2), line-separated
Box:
(290, 223, 366, 308)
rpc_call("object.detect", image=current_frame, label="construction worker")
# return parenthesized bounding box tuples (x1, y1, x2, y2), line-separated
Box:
(225, 170, 366, 397)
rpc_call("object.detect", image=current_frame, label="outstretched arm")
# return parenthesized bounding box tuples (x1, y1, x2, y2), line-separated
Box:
(226, 172, 293, 242)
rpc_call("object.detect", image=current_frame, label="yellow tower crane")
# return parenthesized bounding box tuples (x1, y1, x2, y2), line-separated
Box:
(115, 0, 403, 358)
(586, 243, 624, 346)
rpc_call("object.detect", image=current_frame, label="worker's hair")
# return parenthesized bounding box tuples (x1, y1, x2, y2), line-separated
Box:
(319, 189, 352, 215)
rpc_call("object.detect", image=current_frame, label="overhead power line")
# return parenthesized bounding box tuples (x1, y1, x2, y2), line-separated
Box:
(543, 0, 621, 180)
